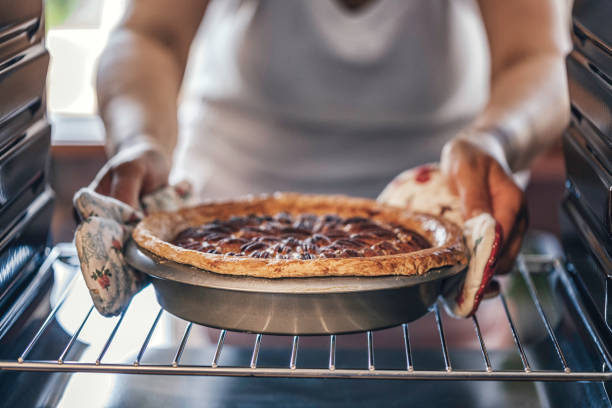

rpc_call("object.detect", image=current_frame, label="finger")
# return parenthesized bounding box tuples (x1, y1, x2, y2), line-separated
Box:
(495, 206, 528, 274)
(91, 166, 112, 194)
(495, 234, 523, 274)
(139, 149, 171, 195)
(141, 170, 168, 196)
(488, 164, 525, 242)
(455, 166, 492, 220)
(482, 279, 500, 299)
(110, 168, 145, 207)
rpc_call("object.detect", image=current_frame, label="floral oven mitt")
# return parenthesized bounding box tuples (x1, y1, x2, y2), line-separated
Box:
(73, 182, 191, 316)
(378, 164, 502, 317)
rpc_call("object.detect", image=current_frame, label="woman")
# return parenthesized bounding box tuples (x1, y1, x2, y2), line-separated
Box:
(93, 0, 570, 277)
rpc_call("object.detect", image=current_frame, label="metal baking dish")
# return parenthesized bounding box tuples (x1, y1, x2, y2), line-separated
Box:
(126, 240, 466, 335)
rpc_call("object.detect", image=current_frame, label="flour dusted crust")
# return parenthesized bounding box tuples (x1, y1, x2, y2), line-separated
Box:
(132, 193, 468, 278)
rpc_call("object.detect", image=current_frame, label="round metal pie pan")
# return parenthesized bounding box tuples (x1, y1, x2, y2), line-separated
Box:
(125, 241, 466, 335)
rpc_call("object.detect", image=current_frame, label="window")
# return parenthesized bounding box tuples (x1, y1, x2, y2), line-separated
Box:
(46, 0, 126, 143)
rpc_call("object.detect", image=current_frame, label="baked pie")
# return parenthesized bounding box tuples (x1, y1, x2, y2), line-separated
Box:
(132, 193, 467, 278)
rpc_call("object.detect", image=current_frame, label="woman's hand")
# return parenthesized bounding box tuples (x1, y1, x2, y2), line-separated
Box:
(91, 142, 170, 208)
(441, 138, 528, 274)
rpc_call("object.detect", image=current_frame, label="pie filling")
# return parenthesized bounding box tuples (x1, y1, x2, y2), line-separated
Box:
(171, 213, 431, 260)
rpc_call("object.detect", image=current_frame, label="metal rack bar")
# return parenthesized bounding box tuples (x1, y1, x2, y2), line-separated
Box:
(2, 361, 611, 381)
(18, 271, 80, 363)
(96, 307, 129, 365)
(58, 305, 94, 364)
(212, 330, 227, 368)
(499, 292, 531, 372)
(328, 335, 336, 371)
(433, 304, 451, 371)
(472, 315, 492, 372)
(517, 256, 571, 373)
(134, 308, 163, 366)
(367, 331, 375, 371)
(3, 246, 611, 383)
(250, 334, 262, 369)
(290, 336, 299, 369)
(172, 322, 193, 367)
(402, 323, 413, 371)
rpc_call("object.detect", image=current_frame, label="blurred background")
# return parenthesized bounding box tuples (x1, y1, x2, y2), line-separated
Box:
(47, 0, 123, 119)
(46, 0, 123, 240)
(46, 0, 566, 243)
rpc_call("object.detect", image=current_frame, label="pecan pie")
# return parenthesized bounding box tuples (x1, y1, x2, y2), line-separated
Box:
(132, 193, 467, 278)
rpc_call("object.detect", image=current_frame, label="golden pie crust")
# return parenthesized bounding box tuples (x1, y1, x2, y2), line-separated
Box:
(132, 193, 468, 278)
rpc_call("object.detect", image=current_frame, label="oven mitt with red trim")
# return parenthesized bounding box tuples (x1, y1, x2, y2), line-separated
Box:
(378, 164, 502, 317)
(73, 181, 191, 316)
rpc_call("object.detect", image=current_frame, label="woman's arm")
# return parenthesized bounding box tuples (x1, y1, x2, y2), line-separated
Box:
(94, 0, 208, 206)
(441, 0, 572, 273)
(469, 0, 572, 171)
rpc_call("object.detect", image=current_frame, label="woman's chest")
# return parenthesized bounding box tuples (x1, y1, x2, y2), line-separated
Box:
(236, 0, 489, 120)
(193, 0, 490, 125)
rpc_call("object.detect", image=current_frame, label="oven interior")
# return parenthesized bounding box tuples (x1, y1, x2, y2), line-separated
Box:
(1, 0, 612, 406)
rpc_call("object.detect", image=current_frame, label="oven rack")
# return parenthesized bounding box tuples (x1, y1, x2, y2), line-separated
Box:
(1, 245, 611, 382)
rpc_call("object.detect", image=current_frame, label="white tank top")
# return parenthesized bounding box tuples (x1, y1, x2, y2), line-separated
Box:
(171, 0, 490, 199)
